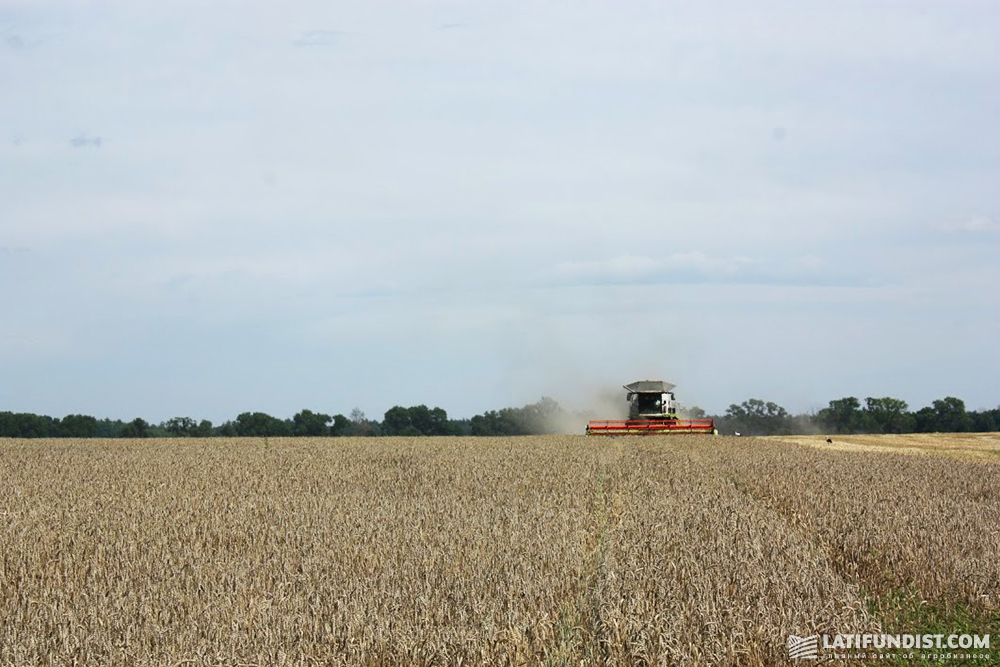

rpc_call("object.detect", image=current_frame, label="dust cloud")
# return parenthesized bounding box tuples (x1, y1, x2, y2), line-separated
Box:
(539, 387, 629, 434)
(498, 305, 708, 433)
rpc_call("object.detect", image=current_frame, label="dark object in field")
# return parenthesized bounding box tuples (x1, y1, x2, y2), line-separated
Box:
(826, 437, 833, 443)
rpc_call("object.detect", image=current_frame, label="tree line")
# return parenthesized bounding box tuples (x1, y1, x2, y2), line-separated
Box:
(0, 395, 996, 439)
(714, 395, 999, 436)
(0, 398, 570, 439)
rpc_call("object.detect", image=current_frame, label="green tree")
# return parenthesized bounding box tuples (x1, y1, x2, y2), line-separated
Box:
(165, 416, 197, 437)
(724, 399, 791, 435)
(292, 409, 332, 436)
(969, 408, 998, 432)
(381, 405, 456, 436)
(234, 412, 290, 437)
(194, 419, 214, 437)
(409, 405, 452, 435)
(470, 409, 522, 436)
(382, 406, 417, 436)
(863, 397, 913, 434)
(931, 396, 972, 433)
(120, 418, 150, 438)
(0, 412, 55, 437)
(914, 406, 937, 433)
(819, 397, 865, 434)
(449, 418, 473, 436)
(95, 418, 125, 438)
(330, 414, 351, 436)
(59, 414, 99, 438)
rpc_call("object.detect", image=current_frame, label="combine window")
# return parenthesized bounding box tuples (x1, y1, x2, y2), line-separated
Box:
(636, 394, 661, 414)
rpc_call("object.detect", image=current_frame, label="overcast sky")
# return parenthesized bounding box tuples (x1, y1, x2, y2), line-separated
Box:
(2, 0, 998, 423)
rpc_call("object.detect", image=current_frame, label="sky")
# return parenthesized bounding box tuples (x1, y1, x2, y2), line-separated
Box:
(1, 0, 998, 423)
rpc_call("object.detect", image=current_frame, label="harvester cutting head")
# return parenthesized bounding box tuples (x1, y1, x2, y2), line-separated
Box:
(586, 380, 716, 435)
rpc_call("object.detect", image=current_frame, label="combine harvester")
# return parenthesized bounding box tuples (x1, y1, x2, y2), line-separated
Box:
(586, 380, 717, 436)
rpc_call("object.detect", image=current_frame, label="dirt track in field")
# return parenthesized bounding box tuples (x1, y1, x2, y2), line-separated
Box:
(769, 432, 1000, 460)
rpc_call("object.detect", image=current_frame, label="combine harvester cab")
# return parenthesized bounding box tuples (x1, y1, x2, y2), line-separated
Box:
(586, 380, 717, 436)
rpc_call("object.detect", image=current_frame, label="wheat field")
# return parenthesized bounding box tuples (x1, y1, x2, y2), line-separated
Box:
(1, 435, 997, 665)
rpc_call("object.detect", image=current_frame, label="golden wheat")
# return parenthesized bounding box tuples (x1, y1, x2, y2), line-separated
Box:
(1, 435, 994, 665)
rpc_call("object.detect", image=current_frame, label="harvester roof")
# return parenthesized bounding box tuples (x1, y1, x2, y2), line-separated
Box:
(623, 380, 676, 394)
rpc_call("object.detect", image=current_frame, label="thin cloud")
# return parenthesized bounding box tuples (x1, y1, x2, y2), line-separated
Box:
(538, 252, 854, 287)
(936, 215, 1000, 233)
(1, 23, 62, 50)
(0, 246, 31, 255)
(70, 135, 103, 148)
(292, 30, 349, 47)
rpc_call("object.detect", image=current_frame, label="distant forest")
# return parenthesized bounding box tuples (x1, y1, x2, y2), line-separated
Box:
(1, 395, 998, 438)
